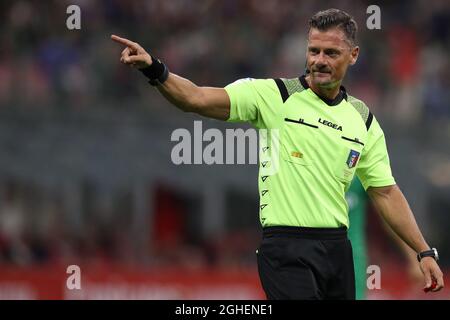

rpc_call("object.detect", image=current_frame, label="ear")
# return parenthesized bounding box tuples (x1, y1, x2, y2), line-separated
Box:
(349, 46, 360, 66)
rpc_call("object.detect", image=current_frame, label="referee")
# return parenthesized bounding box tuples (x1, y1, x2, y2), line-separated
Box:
(111, 9, 444, 299)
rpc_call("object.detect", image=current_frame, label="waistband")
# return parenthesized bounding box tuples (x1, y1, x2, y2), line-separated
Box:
(263, 226, 347, 240)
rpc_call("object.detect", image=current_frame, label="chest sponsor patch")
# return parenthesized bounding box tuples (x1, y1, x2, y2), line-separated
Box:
(346, 149, 360, 169)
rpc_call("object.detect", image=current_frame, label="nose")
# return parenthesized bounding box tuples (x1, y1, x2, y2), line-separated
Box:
(314, 52, 327, 67)
(310, 53, 330, 73)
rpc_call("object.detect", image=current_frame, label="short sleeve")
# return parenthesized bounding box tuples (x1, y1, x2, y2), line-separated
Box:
(356, 116, 396, 190)
(224, 78, 276, 129)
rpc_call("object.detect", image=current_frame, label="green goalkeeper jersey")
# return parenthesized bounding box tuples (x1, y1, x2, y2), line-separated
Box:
(225, 76, 395, 228)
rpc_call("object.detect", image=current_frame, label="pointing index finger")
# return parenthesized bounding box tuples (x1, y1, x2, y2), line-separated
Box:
(111, 35, 138, 49)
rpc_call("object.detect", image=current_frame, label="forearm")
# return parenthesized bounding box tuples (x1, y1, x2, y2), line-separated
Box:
(368, 185, 430, 253)
(156, 73, 230, 120)
(380, 215, 420, 261)
(157, 72, 203, 113)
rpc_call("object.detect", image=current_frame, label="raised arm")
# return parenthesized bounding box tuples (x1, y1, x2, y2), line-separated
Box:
(111, 35, 230, 120)
(367, 184, 444, 292)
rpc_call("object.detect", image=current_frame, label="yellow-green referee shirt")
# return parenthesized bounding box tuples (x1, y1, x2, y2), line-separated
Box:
(225, 75, 396, 229)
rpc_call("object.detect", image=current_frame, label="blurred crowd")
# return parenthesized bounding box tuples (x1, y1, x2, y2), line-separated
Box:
(0, 0, 449, 269)
(0, 178, 260, 269)
(0, 0, 449, 119)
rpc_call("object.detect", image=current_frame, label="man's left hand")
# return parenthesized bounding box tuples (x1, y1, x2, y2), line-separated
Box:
(420, 257, 445, 292)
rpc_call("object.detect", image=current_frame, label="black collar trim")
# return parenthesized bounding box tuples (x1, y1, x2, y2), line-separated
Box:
(299, 75, 347, 106)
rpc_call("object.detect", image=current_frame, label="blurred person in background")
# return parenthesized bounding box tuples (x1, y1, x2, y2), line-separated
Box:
(111, 8, 444, 299)
(0, 181, 28, 265)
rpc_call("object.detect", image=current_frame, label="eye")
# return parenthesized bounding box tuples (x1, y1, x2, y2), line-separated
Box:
(309, 48, 319, 55)
(325, 50, 340, 57)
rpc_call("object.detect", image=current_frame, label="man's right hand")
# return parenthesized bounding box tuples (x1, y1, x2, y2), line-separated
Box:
(111, 35, 153, 70)
(110, 34, 230, 120)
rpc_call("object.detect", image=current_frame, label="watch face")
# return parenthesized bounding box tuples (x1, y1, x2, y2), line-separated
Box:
(433, 248, 439, 261)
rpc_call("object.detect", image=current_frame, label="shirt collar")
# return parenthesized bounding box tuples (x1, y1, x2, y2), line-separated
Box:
(299, 75, 347, 106)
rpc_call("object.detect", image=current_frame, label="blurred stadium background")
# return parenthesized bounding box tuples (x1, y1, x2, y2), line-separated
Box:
(0, 0, 449, 299)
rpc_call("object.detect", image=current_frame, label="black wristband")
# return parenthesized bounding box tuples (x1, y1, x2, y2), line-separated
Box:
(140, 56, 169, 86)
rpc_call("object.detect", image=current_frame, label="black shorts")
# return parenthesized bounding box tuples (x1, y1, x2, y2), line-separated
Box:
(256, 226, 355, 300)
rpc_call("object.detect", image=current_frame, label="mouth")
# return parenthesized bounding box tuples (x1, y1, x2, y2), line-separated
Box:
(312, 71, 332, 79)
(313, 71, 331, 75)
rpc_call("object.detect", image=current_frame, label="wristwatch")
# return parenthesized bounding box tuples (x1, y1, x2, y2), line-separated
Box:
(417, 248, 439, 262)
